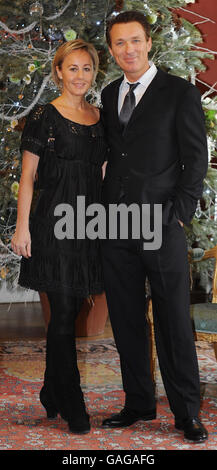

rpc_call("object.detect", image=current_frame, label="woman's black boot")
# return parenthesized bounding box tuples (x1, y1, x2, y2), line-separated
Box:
(51, 333, 91, 433)
(44, 292, 90, 434)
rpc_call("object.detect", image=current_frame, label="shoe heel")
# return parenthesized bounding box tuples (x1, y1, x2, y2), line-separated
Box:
(68, 415, 90, 434)
(39, 386, 58, 419)
(46, 408, 58, 420)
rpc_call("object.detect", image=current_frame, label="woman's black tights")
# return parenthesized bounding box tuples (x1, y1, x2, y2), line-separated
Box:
(41, 291, 86, 421)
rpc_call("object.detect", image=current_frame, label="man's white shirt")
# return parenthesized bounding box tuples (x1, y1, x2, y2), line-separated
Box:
(118, 61, 157, 114)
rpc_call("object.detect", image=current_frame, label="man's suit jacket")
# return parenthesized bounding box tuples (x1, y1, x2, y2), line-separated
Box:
(101, 68, 208, 225)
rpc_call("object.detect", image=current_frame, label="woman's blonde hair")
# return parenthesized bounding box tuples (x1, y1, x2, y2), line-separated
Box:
(52, 39, 99, 89)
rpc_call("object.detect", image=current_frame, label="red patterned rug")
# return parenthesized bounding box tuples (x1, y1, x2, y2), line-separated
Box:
(0, 338, 217, 450)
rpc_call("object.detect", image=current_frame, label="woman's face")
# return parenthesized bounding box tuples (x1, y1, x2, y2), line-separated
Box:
(56, 49, 94, 97)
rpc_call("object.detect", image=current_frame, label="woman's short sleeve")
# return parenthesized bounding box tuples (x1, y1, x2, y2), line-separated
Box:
(20, 105, 49, 158)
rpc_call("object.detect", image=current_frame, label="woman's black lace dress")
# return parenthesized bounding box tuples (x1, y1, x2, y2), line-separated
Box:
(18, 103, 106, 297)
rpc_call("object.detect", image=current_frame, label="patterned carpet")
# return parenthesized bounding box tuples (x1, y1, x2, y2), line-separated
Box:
(0, 337, 217, 450)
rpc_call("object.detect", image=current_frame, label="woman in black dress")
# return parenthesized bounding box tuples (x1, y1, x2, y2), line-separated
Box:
(11, 39, 106, 434)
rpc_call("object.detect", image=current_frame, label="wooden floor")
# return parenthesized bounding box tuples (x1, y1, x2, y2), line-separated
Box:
(0, 302, 112, 341)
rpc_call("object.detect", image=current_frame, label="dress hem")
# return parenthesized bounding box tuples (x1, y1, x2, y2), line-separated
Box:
(18, 278, 104, 297)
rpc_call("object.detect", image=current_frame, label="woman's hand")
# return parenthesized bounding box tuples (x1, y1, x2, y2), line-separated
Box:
(11, 227, 31, 258)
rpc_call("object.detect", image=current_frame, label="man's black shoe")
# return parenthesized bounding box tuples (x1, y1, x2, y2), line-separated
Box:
(175, 417, 208, 442)
(102, 407, 156, 428)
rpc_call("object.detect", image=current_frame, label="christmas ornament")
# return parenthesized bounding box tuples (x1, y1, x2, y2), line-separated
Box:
(10, 119, 18, 129)
(9, 75, 21, 85)
(11, 181, 19, 200)
(29, 1, 44, 16)
(28, 63, 36, 73)
(206, 110, 216, 120)
(171, 12, 182, 31)
(11, 181, 19, 192)
(0, 267, 7, 279)
(115, 0, 124, 11)
(23, 74, 31, 84)
(63, 28, 77, 42)
(146, 14, 158, 25)
(46, 26, 63, 42)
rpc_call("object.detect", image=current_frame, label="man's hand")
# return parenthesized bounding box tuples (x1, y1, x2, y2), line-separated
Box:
(178, 220, 184, 227)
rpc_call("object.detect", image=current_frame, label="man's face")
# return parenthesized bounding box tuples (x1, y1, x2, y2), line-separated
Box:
(109, 21, 152, 82)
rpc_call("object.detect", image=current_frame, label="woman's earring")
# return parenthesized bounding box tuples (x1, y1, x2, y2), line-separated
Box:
(59, 77, 63, 89)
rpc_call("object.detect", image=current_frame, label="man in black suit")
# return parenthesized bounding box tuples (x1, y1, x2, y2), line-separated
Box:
(100, 11, 208, 442)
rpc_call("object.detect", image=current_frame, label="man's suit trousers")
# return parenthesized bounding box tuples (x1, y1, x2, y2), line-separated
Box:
(100, 219, 201, 419)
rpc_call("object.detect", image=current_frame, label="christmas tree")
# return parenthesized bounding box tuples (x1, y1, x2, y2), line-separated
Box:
(0, 0, 217, 288)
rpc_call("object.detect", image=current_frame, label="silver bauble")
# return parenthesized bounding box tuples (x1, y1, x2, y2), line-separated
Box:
(29, 2, 44, 16)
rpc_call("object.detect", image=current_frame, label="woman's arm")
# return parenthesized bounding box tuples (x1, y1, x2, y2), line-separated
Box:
(11, 151, 39, 258)
(102, 161, 107, 180)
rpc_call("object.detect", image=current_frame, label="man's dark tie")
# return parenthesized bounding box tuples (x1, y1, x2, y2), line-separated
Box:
(119, 82, 139, 130)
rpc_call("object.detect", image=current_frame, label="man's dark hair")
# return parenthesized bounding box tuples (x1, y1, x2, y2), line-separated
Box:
(106, 10, 151, 47)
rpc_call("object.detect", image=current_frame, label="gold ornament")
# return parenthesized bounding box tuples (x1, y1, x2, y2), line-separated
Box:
(10, 119, 18, 129)
(0, 267, 7, 279)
